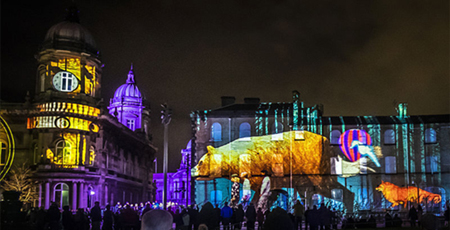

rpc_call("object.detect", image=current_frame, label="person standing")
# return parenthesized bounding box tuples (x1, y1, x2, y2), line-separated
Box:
(408, 206, 418, 227)
(221, 202, 234, 230)
(256, 207, 265, 230)
(417, 205, 423, 226)
(258, 170, 271, 213)
(307, 205, 319, 230)
(293, 200, 304, 230)
(234, 204, 245, 230)
(47, 203, 61, 230)
(245, 203, 257, 230)
(102, 205, 114, 230)
(90, 202, 102, 230)
(62, 205, 74, 230)
(214, 204, 222, 227)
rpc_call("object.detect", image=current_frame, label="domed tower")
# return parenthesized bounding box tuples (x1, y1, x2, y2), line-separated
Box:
(34, 6, 101, 105)
(27, 7, 101, 168)
(108, 64, 146, 132)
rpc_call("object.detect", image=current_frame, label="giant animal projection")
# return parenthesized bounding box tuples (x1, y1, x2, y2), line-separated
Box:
(191, 131, 358, 210)
(376, 181, 442, 208)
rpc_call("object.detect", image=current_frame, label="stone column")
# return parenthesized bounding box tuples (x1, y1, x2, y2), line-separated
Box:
(72, 182, 77, 210)
(79, 182, 85, 208)
(38, 183, 42, 208)
(45, 182, 50, 209)
(104, 185, 108, 207)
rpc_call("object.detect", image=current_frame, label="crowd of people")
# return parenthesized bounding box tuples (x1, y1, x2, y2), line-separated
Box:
(9, 199, 450, 230)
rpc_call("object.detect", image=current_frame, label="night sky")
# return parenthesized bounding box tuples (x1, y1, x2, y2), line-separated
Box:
(1, 0, 449, 172)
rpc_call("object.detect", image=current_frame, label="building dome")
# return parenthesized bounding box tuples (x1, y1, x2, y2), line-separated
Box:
(41, 7, 98, 55)
(108, 64, 145, 131)
(111, 65, 142, 105)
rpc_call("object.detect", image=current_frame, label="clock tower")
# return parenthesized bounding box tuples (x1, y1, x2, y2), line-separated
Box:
(28, 7, 101, 169)
(34, 6, 101, 105)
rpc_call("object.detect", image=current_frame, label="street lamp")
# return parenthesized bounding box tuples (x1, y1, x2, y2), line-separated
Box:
(161, 104, 172, 210)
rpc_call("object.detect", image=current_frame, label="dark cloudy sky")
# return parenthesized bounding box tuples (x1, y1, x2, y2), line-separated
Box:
(2, 0, 449, 172)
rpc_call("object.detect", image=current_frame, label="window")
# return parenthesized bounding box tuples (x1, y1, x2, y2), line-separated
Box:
(272, 122, 283, 134)
(311, 194, 322, 207)
(55, 140, 75, 165)
(360, 157, 367, 174)
(40, 73, 45, 92)
(54, 183, 69, 208)
(89, 146, 96, 166)
(385, 156, 397, 174)
(239, 122, 251, 141)
(357, 188, 370, 210)
(0, 141, 7, 165)
(384, 129, 395, 145)
(127, 119, 135, 131)
(211, 123, 222, 142)
(210, 190, 222, 206)
(426, 156, 438, 173)
(272, 122, 284, 141)
(330, 157, 342, 175)
(33, 143, 39, 164)
(330, 130, 341, 145)
(425, 128, 437, 144)
(331, 189, 343, 202)
(61, 72, 74, 92)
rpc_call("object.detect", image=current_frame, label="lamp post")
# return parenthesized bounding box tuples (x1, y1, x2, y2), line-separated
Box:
(161, 104, 172, 210)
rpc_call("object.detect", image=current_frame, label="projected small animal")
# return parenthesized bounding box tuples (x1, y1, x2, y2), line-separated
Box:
(376, 181, 441, 207)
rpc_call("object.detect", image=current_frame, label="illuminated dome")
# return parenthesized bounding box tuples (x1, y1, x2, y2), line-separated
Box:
(111, 65, 142, 105)
(108, 64, 145, 131)
(41, 6, 98, 55)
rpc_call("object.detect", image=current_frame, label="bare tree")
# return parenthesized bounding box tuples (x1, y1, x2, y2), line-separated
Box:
(1, 163, 38, 204)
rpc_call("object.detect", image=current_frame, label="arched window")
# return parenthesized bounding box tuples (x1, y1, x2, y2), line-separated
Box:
(272, 122, 284, 134)
(385, 156, 397, 174)
(1, 141, 7, 165)
(425, 128, 437, 144)
(239, 122, 251, 139)
(384, 129, 396, 145)
(87, 186, 95, 208)
(330, 130, 341, 145)
(357, 188, 370, 210)
(89, 146, 96, 166)
(272, 122, 284, 141)
(54, 183, 69, 208)
(211, 190, 222, 207)
(33, 143, 39, 164)
(55, 140, 75, 165)
(211, 123, 222, 142)
(331, 189, 343, 202)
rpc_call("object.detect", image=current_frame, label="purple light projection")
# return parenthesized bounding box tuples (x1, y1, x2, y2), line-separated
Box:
(108, 64, 144, 131)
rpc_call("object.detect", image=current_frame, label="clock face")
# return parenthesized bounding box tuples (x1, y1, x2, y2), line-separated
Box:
(52, 71, 79, 92)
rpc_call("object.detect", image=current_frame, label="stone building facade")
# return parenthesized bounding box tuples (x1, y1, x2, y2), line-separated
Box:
(190, 92, 450, 214)
(0, 7, 156, 210)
